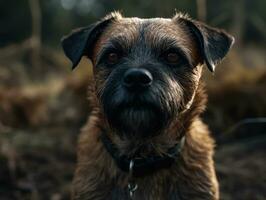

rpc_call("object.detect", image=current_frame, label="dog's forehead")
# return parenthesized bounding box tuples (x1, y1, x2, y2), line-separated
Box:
(98, 17, 190, 47)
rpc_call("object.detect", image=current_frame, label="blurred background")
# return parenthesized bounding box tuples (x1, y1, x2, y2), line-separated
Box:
(0, 0, 265, 199)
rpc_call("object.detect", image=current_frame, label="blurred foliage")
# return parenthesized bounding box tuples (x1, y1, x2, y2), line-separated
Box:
(1, 0, 266, 47)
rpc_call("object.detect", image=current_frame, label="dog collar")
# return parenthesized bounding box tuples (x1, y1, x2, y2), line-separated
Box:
(100, 133, 185, 177)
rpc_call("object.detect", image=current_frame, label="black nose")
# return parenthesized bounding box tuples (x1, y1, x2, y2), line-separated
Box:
(123, 68, 153, 89)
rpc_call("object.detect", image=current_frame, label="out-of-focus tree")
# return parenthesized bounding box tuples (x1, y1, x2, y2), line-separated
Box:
(196, 0, 207, 21)
(0, 0, 266, 47)
(231, 0, 246, 47)
(29, 0, 42, 74)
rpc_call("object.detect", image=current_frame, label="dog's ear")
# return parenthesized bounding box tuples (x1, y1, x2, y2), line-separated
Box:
(174, 14, 234, 72)
(61, 12, 122, 69)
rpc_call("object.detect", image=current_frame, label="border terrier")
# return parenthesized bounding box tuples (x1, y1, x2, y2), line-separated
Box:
(62, 12, 234, 200)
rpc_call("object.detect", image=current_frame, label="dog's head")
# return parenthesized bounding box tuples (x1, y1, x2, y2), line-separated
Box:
(62, 12, 234, 139)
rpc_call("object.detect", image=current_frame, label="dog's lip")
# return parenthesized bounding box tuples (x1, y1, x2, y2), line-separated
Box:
(105, 89, 163, 113)
(115, 100, 160, 113)
(121, 105, 154, 111)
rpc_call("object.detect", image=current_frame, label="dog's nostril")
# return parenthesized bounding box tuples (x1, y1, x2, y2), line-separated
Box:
(123, 68, 153, 89)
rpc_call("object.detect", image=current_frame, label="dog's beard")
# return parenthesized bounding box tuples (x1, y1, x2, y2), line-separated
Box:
(100, 84, 178, 139)
(109, 105, 165, 139)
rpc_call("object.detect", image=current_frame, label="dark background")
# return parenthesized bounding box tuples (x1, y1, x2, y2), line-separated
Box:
(0, 0, 266, 199)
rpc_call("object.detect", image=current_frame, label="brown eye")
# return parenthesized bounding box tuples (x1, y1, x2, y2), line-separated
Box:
(107, 52, 119, 64)
(166, 52, 179, 64)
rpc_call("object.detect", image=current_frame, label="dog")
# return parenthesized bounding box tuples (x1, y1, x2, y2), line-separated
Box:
(62, 12, 234, 200)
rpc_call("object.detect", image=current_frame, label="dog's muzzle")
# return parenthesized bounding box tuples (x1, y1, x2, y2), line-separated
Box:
(101, 67, 175, 138)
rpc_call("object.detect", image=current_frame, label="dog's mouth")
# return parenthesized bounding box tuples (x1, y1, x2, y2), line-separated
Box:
(118, 103, 160, 120)
(103, 94, 169, 138)
(117, 100, 160, 112)
(112, 106, 164, 138)
(111, 92, 164, 117)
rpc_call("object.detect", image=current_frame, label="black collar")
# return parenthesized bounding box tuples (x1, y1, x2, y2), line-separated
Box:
(101, 133, 185, 177)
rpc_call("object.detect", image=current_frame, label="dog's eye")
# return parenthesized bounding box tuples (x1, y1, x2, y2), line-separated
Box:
(107, 52, 119, 64)
(165, 52, 179, 64)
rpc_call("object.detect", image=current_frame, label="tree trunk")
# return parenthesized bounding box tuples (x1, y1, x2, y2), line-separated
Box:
(29, 0, 42, 76)
(231, 0, 245, 47)
(196, 0, 207, 22)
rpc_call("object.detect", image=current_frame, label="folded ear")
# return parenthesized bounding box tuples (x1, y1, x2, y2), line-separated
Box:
(61, 12, 122, 69)
(174, 14, 235, 72)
